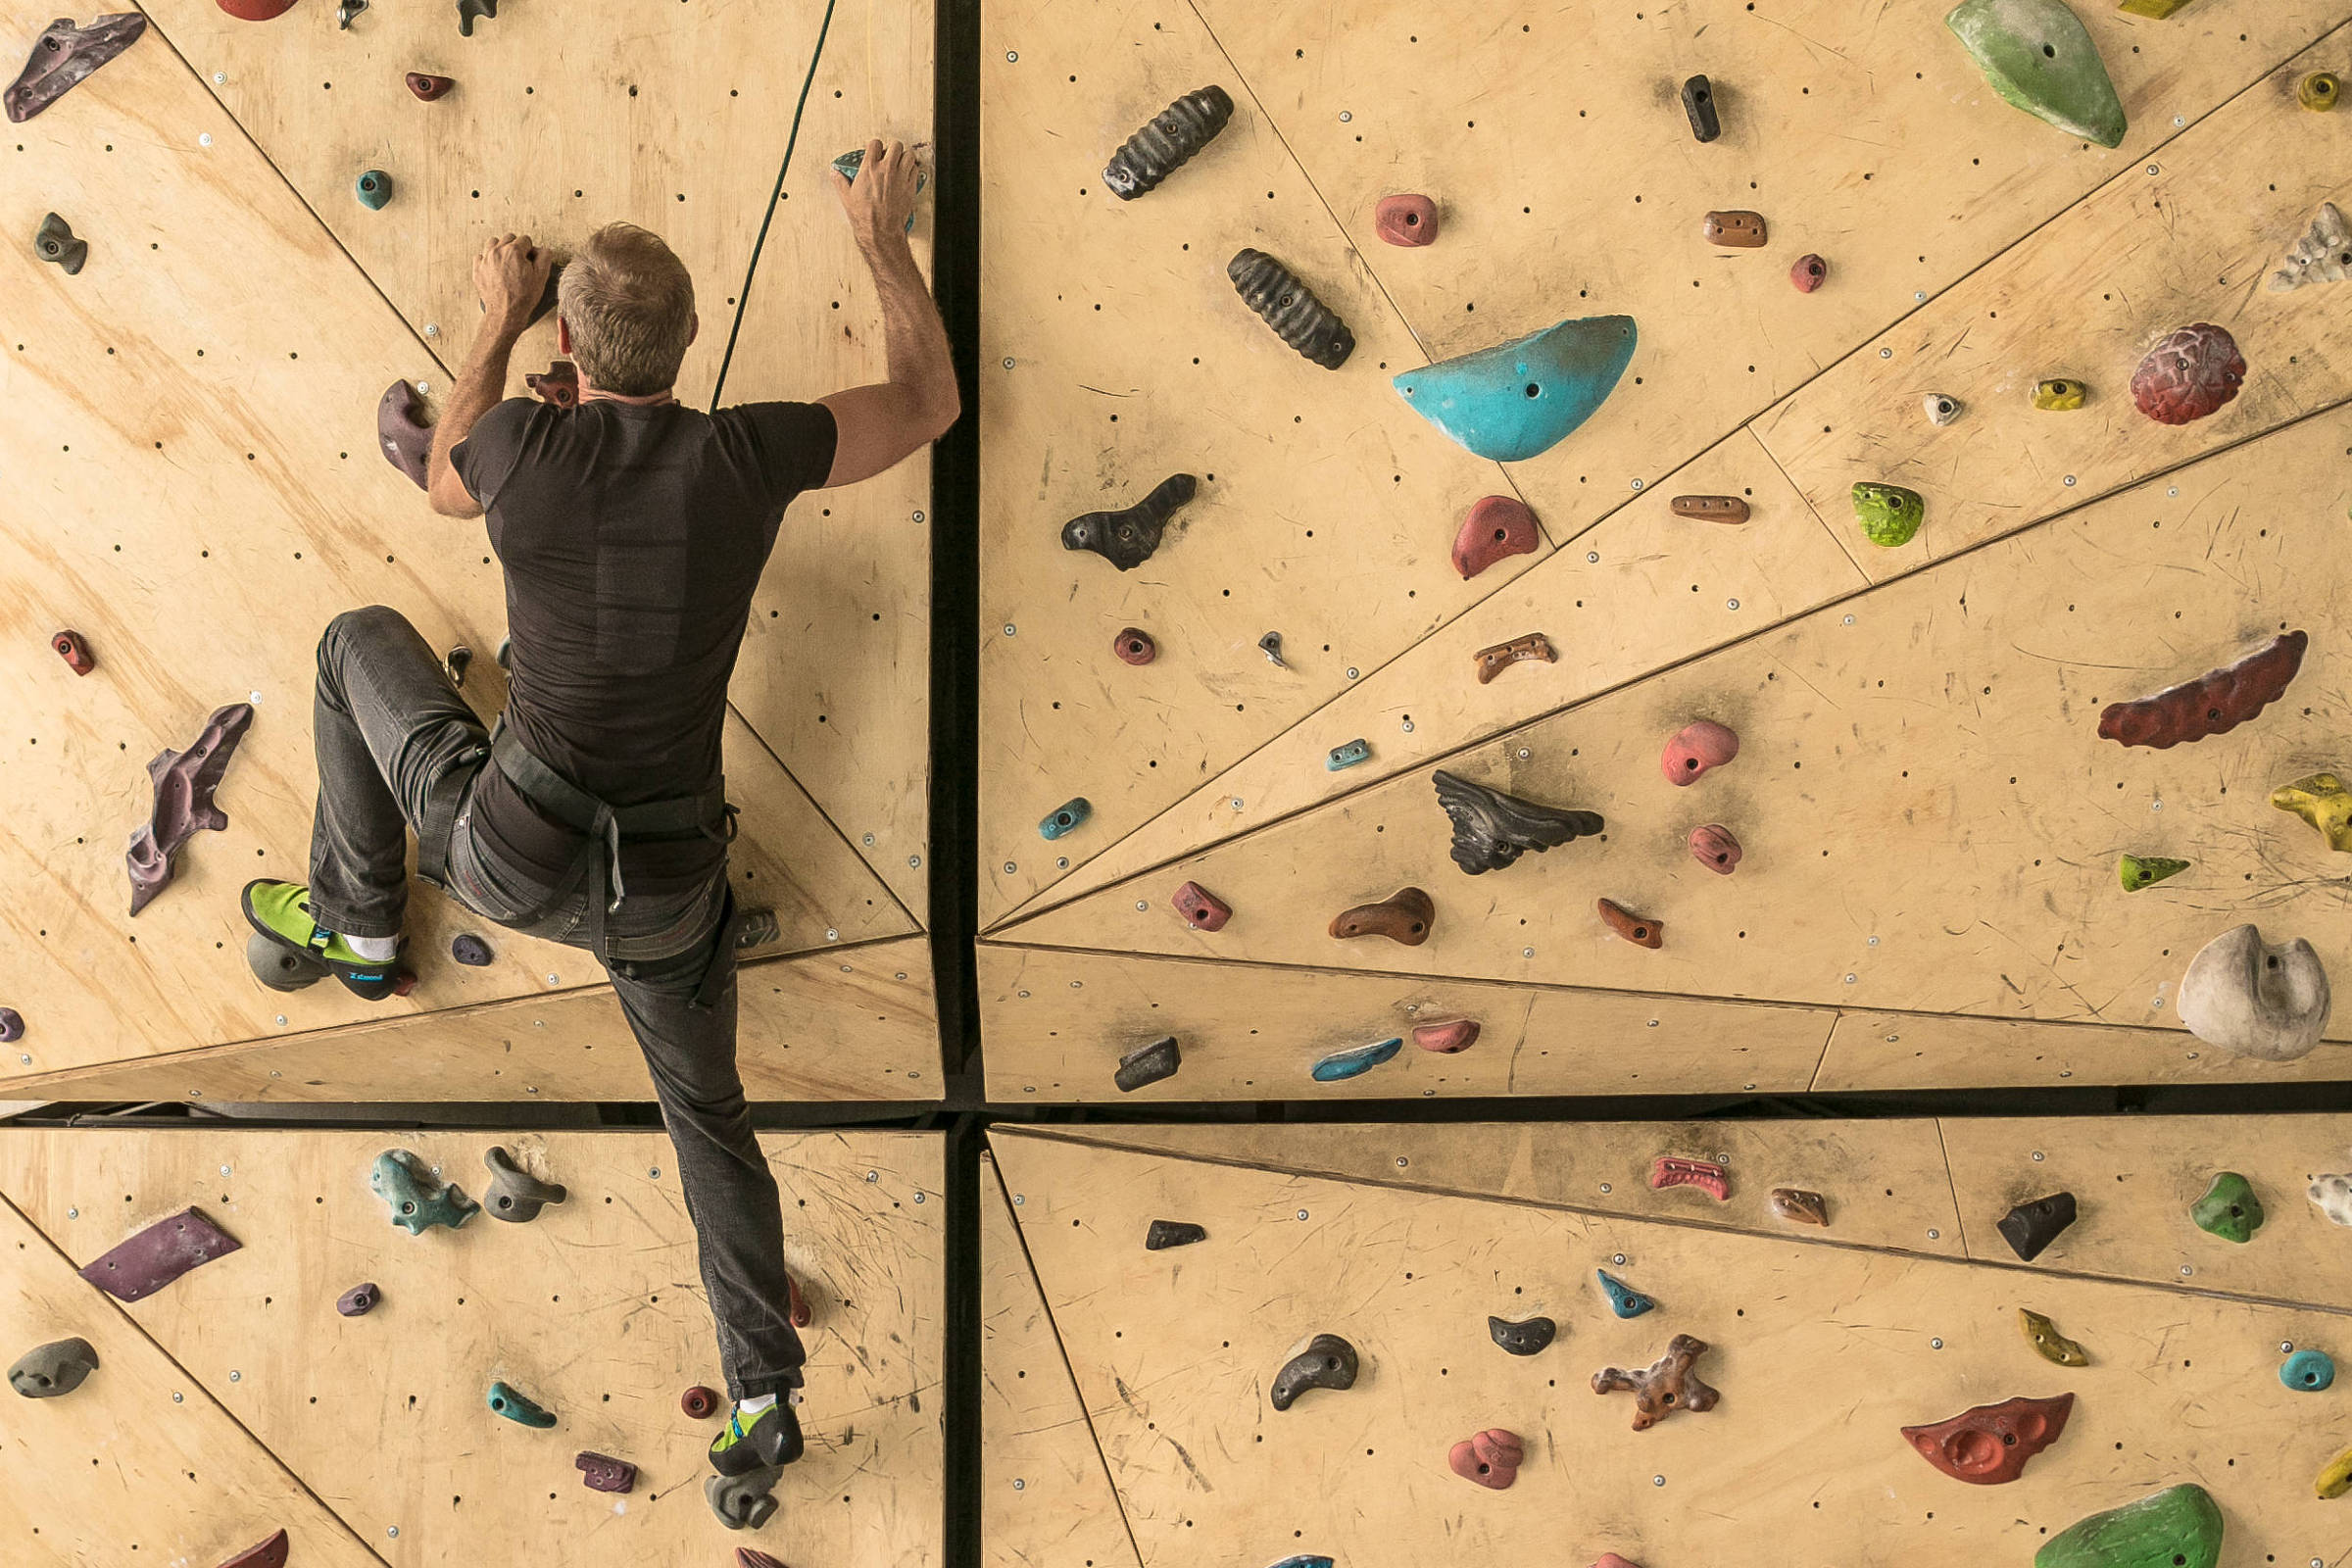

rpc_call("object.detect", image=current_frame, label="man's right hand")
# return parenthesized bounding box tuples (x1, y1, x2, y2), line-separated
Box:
(474, 233, 552, 338)
(832, 139, 921, 248)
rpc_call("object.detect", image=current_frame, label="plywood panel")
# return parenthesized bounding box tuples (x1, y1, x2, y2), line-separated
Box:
(992, 1128, 2352, 1568)
(0, 1128, 942, 1567)
(1810, 1007, 2352, 1090)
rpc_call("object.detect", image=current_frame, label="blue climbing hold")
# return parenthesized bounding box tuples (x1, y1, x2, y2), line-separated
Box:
(1038, 798, 1091, 840)
(1596, 1268, 1656, 1318)
(1327, 739, 1370, 771)
(2281, 1348, 2336, 1392)
(486, 1379, 558, 1427)
(1311, 1037, 1402, 1082)
(1266, 1558, 1335, 1568)
(1393, 316, 1639, 463)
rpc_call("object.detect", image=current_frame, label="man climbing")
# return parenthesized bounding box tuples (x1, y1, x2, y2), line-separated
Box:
(240, 139, 955, 1485)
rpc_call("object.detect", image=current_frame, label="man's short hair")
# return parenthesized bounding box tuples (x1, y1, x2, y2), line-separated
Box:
(559, 222, 696, 397)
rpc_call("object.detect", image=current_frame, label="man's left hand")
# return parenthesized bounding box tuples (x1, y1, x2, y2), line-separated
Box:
(475, 232, 553, 336)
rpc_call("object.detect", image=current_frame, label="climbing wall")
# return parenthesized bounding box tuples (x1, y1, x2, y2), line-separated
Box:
(977, 0, 2352, 1099)
(0, 1127, 942, 1565)
(0, 0, 937, 1101)
(987, 1118, 2352, 1566)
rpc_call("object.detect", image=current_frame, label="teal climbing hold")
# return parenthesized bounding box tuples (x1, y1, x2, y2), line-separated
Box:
(486, 1379, 558, 1427)
(1946, 0, 2127, 149)
(1311, 1037, 1401, 1082)
(2281, 1348, 2335, 1392)
(1038, 798, 1091, 840)
(1393, 316, 1638, 463)
(355, 169, 393, 210)
(1326, 739, 1371, 771)
(1596, 1268, 1656, 1318)
(369, 1149, 479, 1235)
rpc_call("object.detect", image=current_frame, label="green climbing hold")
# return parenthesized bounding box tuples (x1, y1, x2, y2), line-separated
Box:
(1946, 0, 2128, 148)
(355, 169, 393, 210)
(1393, 316, 1638, 463)
(2119, 854, 2189, 892)
(486, 1378, 558, 1428)
(2034, 1484, 2223, 1568)
(2189, 1171, 2263, 1243)
(370, 1149, 480, 1235)
(1851, 482, 1925, 547)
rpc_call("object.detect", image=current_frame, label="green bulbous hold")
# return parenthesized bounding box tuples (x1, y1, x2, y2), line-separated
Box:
(2035, 1484, 2223, 1568)
(370, 1149, 481, 1235)
(1851, 482, 1925, 547)
(2190, 1171, 2263, 1242)
(1947, 0, 2128, 148)
(2119, 854, 2189, 892)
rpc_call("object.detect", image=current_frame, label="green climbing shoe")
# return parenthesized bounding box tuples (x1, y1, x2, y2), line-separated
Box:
(240, 879, 402, 1002)
(709, 1399, 805, 1477)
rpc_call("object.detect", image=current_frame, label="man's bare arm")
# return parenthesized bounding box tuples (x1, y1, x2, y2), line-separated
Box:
(817, 140, 959, 489)
(427, 233, 553, 518)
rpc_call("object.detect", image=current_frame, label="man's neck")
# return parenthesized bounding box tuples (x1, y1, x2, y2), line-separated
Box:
(578, 385, 678, 408)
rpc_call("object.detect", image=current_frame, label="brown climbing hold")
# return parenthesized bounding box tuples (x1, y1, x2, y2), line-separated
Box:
(575, 1450, 637, 1494)
(1451, 495, 1540, 579)
(1703, 210, 1767, 247)
(215, 1530, 289, 1568)
(1597, 898, 1663, 949)
(1661, 719, 1739, 784)
(405, 72, 454, 100)
(1592, 1333, 1720, 1429)
(1330, 886, 1436, 946)
(1769, 1187, 1828, 1226)
(1902, 1393, 2074, 1485)
(787, 1268, 812, 1330)
(1650, 1155, 1729, 1200)
(1473, 632, 1556, 684)
(1447, 1428, 1525, 1490)
(1412, 1018, 1480, 1054)
(736, 1552, 790, 1568)
(1376, 194, 1439, 247)
(6, 13, 147, 123)
(126, 702, 255, 916)
(2131, 321, 2244, 426)
(1688, 823, 1741, 874)
(377, 379, 433, 489)
(1789, 253, 1828, 292)
(1112, 627, 1157, 666)
(1670, 494, 1749, 523)
(525, 360, 578, 409)
(1172, 881, 1231, 932)
(2096, 629, 2304, 749)
(51, 630, 93, 675)
(681, 1384, 720, 1419)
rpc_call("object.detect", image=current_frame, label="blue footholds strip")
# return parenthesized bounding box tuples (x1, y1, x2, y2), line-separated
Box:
(1311, 1038, 1402, 1082)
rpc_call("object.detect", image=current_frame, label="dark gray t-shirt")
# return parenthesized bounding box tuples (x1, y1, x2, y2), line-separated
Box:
(451, 395, 837, 888)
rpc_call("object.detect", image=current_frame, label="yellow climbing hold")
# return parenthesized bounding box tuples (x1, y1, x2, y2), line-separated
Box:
(2272, 772, 2352, 853)
(2301, 72, 2341, 112)
(2033, 378, 2085, 411)
(2117, 0, 2193, 15)
(2320, 1443, 2352, 1499)
(2020, 1307, 2089, 1366)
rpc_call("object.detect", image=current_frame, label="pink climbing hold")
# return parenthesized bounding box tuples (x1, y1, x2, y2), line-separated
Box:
(1592, 1558, 1644, 1568)
(1687, 823, 1742, 874)
(1660, 719, 1739, 785)
(1789, 254, 1827, 292)
(216, 0, 297, 17)
(377, 379, 433, 489)
(1447, 1427, 1525, 1489)
(1376, 194, 1439, 247)
(1451, 495, 1540, 580)
(1649, 1154, 1731, 1200)
(1172, 880, 1231, 932)
(1411, 1018, 1480, 1054)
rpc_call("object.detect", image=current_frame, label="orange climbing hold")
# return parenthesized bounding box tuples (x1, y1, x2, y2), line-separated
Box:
(1447, 1428, 1525, 1489)
(1597, 898, 1662, 949)
(1330, 886, 1436, 946)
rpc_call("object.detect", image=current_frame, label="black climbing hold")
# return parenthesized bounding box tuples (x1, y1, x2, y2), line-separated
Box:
(1682, 74, 1721, 142)
(451, 932, 494, 966)
(9, 1336, 98, 1397)
(1114, 1035, 1181, 1093)
(1996, 1191, 2078, 1262)
(5, 12, 146, 124)
(706, 1463, 784, 1531)
(444, 645, 471, 686)
(1432, 769, 1605, 875)
(247, 930, 329, 993)
(1229, 249, 1354, 368)
(34, 212, 86, 274)
(1259, 631, 1289, 669)
(733, 906, 781, 952)
(484, 1145, 568, 1223)
(1102, 84, 1236, 199)
(1270, 1333, 1359, 1410)
(335, 1282, 380, 1317)
(1061, 473, 1199, 571)
(1488, 1315, 1556, 1356)
(1145, 1219, 1208, 1250)
(337, 0, 368, 27)
(457, 0, 498, 35)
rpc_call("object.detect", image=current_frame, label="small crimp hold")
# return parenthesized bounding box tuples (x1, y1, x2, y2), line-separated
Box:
(370, 1149, 481, 1235)
(1681, 74, 1720, 141)
(1923, 392, 1962, 426)
(1375, 193, 1439, 246)
(457, 0, 500, 36)
(2100, 631, 2305, 749)
(1061, 473, 1198, 570)
(1851, 481, 1925, 548)
(2320, 1444, 2352, 1499)
(1789, 253, 1827, 292)
(1326, 738, 1369, 770)
(484, 1146, 568, 1223)
(216, 1531, 290, 1568)
(2019, 1307, 2088, 1366)
(1996, 1191, 2077, 1261)
(406, 72, 455, 101)
(1473, 632, 1555, 684)
(707, 1464, 784, 1530)
(1412, 1018, 1479, 1054)
(1702, 210, 1767, 247)
(336, 1282, 381, 1316)
(1311, 1037, 1401, 1082)
(1172, 881, 1230, 931)
(1661, 719, 1738, 784)
(1592, 1333, 1718, 1429)
(1448, 1427, 1525, 1490)
(1102, 84, 1234, 199)
(79, 1207, 241, 1301)
(2271, 771, 2352, 851)
(576, 1450, 637, 1493)
(2302, 71, 2340, 111)
(2179, 923, 2331, 1061)
(1452, 494, 1541, 579)
(681, 1385, 720, 1419)
(1688, 823, 1741, 874)
(5, 12, 146, 123)
(0, 1007, 21, 1043)
(1269, 1333, 1358, 1410)
(451, 932, 493, 965)
(1598, 898, 1663, 949)
(1145, 1219, 1207, 1250)
(2119, 854, 2188, 891)
(1228, 248, 1354, 368)
(1669, 494, 1749, 523)
(486, 1378, 557, 1427)
(1114, 1035, 1181, 1093)
(2036, 1485, 2221, 1568)
(2281, 1348, 2335, 1392)
(1488, 1315, 1555, 1355)
(1259, 631, 1288, 668)
(9, 1337, 98, 1398)
(2131, 321, 2243, 426)
(1902, 1393, 2073, 1485)
(1648, 1155, 1727, 1200)
(526, 360, 578, 409)
(378, 379, 433, 488)
(2269, 202, 2352, 292)
(35, 212, 86, 274)
(1112, 627, 1157, 665)
(337, 0, 368, 27)
(355, 169, 393, 210)
(2031, 378, 2084, 411)
(1769, 1187, 1828, 1226)
(1433, 769, 1604, 874)
(1330, 886, 1435, 946)
(1595, 1268, 1656, 1318)
(52, 630, 94, 675)
(1038, 798, 1090, 841)
(2189, 1171, 2262, 1243)
(126, 703, 255, 916)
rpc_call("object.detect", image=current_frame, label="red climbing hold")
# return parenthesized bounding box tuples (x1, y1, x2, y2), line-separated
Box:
(1592, 1557, 1644, 1568)
(1411, 1018, 1479, 1054)
(1660, 719, 1739, 785)
(1649, 1154, 1730, 1200)
(217, 1, 298, 18)
(214, 1530, 289, 1568)
(787, 1268, 813, 1330)
(405, 72, 455, 101)
(2131, 321, 2244, 426)
(525, 360, 578, 409)
(377, 380, 432, 489)
(1687, 823, 1741, 873)
(52, 629, 94, 675)
(1375, 194, 1439, 247)
(1902, 1393, 2074, 1485)
(1447, 1428, 1525, 1489)
(1112, 626, 1158, 665)
(1451, 496, 1540, 580)
(1173, 880, 1231, 932)
(1597, 898, 1663, 949)
(2096, 630, 2304, 749)
(126, 702, 255, 916)
(681, 1384, 720, 1419)
(1789, 254, 1828, 292)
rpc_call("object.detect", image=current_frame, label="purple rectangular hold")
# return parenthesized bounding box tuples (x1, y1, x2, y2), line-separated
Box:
(574, 1450, 637, 1494)
(77, 1206, 241, 1302)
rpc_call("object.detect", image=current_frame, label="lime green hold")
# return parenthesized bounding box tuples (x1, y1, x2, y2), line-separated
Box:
(1851, 482, 1925, 547)
(1947, 0, 2128, 148)
(2035, 1484, 2223, 1568)
(2190, 1171, 2263, 1243)
(2118, 855, 2189, 892)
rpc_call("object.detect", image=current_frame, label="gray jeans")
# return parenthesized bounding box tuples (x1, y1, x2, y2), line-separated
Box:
(306, 604, 806, 1399)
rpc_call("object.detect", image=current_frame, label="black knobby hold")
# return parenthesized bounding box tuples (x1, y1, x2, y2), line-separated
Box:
(1682, 74, 1721, 142)
(1102, 84, 1236, 199)
(1996, 1191, 2078, 1262)
(35, 212, 86, 274)
(5, 12, 147, 124)
(1269, 1332, 1359, 1410)
(1228, 249, 1354, 369)
(1432, 769, 1606, 875)
(457, 0, 499, 36)
(9, 1336, 99, 1397)
(1113, 1035, 1181, 1093)
(1488, 1315, 1556, 1356)
(1062, 473, 1199, 571)
(484, 1145, 568, 1223)
(1145, 1219, 1208, 1250)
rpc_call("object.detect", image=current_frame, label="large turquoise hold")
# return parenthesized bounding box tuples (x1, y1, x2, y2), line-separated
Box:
(1946, 0, 2128, 148)
(1311, 1037, 1401, 1082)
(2281, 1348, 2335, 1392)
(1393, 316, 1638, 463)
(370, 1149, 480, 1236)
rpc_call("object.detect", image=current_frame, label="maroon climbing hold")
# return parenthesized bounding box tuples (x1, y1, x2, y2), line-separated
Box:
(1597, 898, 1663, 950)
(214, 1530, 289, 1568)
(1451, 495, 1540, 579)
(1688, 823, 1741, 874)
(1649, 1155, 1730, 1200)
(217, 0, 298, 17)
(1376, 194, 1439, 247)
(336, 1282, 380, 1317)
(52, 629, 93, 675)
(1769, 1188, 1829, 1226)
(525, 360, 578, 409)
(681, 1385, 720, 1420)
(5, 13, 146, 123)
(2096, 630, 2305, 749)
(2131, 321, 2244, 426)
(1789, 254, 1828, 292)
(1902, 1393, 2074, 1485)
(78, 1206, 241, 1302)
(736, 1552, 790, 1568)
(1661, 719, 1739, 784)
(1592, 1333, 1720, 1429)
(1411, 1018, 1479, 1054)
(787, 1268, 812, 1330)
(1172, 880, 1231, 932)
(0, 1007, 21, 1043)
(1474, 633, 1556, 684)
(575, 1450, 638, 1494)
(126, 702, 255, 916)
(1112, 627, 1157, 666)
(451, 933, 493, 966)
(1330, 886, 1436, 946)
(405, 71, 455, 100)
(377, 379, 432, 489)
(1447, 1428, 1525, 1489)
(1670, 495, 1749, 523)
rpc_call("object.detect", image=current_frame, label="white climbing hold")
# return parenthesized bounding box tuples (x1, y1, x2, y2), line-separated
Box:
(2178, 924, 2330, 1061)
(2270, 202, 2352, 292)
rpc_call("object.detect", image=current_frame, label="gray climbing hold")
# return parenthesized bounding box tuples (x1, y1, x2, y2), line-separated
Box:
(1146, 1219, 1207, 1250)
(451, 932, 493, 966)
(9, 1337, 98, 1398)
(483, 1146, 567, 1223)
(706, 1463, 785, 1530)
(1269, 1333, 1358, 1410)
(1488, 1316, 1556, 1356)
(1114, 1036, 1181, 1093)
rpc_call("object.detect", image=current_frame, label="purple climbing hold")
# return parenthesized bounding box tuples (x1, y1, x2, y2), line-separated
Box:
(377, 380, 432, 489)
(451, 933, 494, 966)
(0, 1007, 21, 1044)
(335, 1282, 380, 1317)
(125, 703, 255, 916)
(575, 1450, 637, 1494)
(5, 13, 147, 124)
(77, 1206, 241, 1302)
